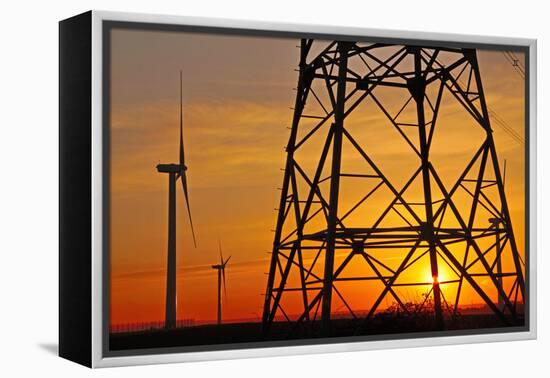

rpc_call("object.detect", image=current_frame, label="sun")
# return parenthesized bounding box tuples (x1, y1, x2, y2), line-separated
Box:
(424, 269, 446, 285)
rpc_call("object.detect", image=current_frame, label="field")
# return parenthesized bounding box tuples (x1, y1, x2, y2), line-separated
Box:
(110, 313, 524, 351)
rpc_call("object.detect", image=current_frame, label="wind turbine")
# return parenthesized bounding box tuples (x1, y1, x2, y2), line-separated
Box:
(157, 70, 197, 329)
(212, 240, 231, 325)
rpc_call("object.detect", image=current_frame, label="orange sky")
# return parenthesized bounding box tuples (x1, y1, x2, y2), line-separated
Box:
(108, 29, 526, 326)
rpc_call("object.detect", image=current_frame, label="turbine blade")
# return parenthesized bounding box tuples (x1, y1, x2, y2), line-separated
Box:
(219, 239, 223, 265)
(180, 172, 197, 248)
(179, 70, 185, 168)
(224, 255, 231, 267)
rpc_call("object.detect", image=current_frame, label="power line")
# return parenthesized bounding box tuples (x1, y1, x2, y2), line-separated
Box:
(488, 109, 524, 145)
(490, 51, 525, 145)
(455, 76, 524, 146)
(506, 51, 525, 71)
(501, 51, 525, 79)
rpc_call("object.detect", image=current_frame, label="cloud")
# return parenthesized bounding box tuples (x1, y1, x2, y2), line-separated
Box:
(112, 257, 271, 282)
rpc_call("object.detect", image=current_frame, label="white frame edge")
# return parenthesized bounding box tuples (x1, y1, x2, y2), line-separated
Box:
(90, 10, 537, 368)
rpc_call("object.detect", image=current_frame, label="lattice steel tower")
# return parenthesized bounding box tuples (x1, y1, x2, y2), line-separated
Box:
(262, 39, 525, 337)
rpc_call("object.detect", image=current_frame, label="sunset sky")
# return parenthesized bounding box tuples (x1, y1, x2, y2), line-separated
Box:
(108, 28, 526, 326)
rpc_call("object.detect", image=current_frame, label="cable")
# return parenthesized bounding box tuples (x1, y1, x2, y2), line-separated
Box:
(452, 58, 525, 146)
(501, 51, 525, 79)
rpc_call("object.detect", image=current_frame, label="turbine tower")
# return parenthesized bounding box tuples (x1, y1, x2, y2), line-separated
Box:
(212, 240, 231, 325)
(262, 40, 525, 337)
(157, 71, 197, 329)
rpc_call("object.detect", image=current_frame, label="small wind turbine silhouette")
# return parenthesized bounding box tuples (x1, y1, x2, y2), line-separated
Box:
(212, 240, 231, 325)
(157, 70, 197, 329)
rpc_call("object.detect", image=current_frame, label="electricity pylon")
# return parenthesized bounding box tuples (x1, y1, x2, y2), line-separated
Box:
(262, 40, 525, 337)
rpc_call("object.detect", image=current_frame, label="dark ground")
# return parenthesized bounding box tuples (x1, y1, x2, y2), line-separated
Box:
(110, 313, 524, 351)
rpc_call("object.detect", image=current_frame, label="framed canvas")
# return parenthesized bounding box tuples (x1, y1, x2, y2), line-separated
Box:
(59, 10, 537, 368)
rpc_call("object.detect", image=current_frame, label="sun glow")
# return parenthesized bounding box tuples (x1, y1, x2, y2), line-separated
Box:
(424, 269, 446, 286)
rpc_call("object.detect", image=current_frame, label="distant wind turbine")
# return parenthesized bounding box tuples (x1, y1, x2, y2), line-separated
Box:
(157, 70, 197, 329)
(212, 240, 231, 325)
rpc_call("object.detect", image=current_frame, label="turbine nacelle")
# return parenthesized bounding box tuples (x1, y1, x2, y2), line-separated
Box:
(156, 163, 187, 174)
